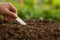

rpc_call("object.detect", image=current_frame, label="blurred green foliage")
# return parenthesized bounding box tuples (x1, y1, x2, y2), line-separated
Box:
(0, 0, 60, 21)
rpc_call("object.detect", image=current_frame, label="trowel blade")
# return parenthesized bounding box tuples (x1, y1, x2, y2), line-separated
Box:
(16, 17, 27, 25)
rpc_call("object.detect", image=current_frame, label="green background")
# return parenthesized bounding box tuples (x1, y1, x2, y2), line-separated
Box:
(0, 0, 60, 21)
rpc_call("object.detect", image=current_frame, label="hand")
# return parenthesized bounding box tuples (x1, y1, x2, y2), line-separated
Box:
(0, 2, 18, 21)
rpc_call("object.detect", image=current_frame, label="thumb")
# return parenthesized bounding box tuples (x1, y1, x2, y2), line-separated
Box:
(4, 8, 18, 19)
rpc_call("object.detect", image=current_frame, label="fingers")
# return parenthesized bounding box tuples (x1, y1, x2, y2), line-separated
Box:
(3, 16, 9, 21)
(0, 2, 18, 21)
(2, 16, 8, 21)
(8, 2, 17, 14)
(2, 16, 12, 21)
(5, 16, 12, 21)
(8, 16, 12, 20)
(4, 8, 18, 19)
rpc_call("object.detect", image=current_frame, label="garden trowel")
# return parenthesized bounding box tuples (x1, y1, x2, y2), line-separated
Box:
(16, 17, 27, 25)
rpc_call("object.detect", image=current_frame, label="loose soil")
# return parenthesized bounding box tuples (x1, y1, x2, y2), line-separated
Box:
(0, 19, 60, 40)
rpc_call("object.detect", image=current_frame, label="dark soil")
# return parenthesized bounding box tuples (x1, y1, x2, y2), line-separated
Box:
(0, 19, 60, 40)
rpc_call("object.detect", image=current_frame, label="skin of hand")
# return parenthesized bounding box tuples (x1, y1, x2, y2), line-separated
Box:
(0, 2, 18, 21)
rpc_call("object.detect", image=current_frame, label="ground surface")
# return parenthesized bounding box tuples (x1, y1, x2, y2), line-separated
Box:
(0, 19, 60, 40)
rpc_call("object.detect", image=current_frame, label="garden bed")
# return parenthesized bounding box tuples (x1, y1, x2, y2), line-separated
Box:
(0, 19, 60, 40)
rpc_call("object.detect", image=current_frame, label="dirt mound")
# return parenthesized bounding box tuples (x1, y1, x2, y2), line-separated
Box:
(0, 19, 60, 40)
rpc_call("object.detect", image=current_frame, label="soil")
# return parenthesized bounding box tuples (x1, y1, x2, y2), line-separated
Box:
(0, 19, 60, 40)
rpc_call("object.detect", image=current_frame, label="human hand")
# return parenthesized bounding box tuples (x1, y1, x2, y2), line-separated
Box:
(0, 2, 18, 21)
